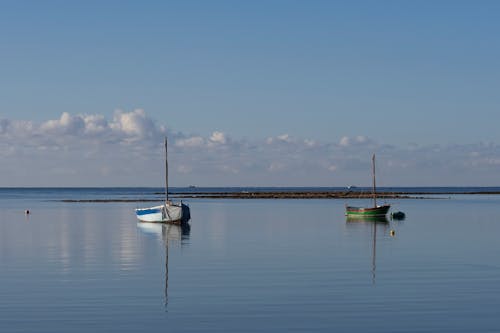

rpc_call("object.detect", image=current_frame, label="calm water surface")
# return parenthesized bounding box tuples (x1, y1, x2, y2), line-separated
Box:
(1, 189, 500, 332)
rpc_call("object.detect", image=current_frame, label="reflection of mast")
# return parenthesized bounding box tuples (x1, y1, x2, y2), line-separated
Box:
(162, 224, 170, 308)
(372, 222, 377, 284)
(159, 222, 190, 311)
(136, 221, 190, 311)
(346, 216, 388, 285)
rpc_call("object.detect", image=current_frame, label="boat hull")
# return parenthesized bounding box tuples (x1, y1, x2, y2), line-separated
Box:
(345, 204, 391, 217)
(136, 203, 189, 224)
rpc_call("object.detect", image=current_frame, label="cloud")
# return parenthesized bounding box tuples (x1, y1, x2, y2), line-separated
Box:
(209, 131, 227, 144)
(0, 109, 166, 146)
(0, 119, 10, 134)
(83, 114, 109, 135)
(304, 139, 316, 147)
(174, 131, 232, 149)
(175, 136, 205, 148)
(339, 136, 350, 147)
(2, 110, 500, 186)
(110, 109, 161, 140)
(40, 112, 85, 135)
(267, 133, 294, 144)
(339, 135, 372, 147)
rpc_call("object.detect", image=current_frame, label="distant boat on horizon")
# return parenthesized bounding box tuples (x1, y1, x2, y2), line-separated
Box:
(135, 138, 190, 224)
(345, 154, 390, 217)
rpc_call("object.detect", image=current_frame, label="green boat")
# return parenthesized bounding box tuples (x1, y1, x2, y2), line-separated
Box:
(345, 204, 391, 217)
(345, 154, 391, 217)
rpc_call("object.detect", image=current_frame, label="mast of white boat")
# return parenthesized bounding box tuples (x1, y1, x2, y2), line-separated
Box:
(372, 154, 377, 208)
(165, 137, 169, 203)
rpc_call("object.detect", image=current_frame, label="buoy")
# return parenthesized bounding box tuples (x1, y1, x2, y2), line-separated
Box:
(391, 211, 405, 220)
(390, 229, 395, 237)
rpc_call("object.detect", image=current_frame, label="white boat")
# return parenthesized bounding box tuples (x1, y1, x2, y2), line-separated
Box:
(135, 201, 187, 223)
(135, 138, 190, 224)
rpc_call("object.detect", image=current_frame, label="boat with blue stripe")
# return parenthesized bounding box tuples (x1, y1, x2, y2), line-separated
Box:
(135, 138, 191, 224)
(135, 202, 189, 223)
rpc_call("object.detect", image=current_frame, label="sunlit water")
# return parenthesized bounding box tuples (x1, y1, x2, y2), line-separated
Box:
(1, 189, 500, 332)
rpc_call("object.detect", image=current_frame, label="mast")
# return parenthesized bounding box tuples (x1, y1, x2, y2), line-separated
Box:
(372, 154, 377, 207)
(165, 137, 169, 202)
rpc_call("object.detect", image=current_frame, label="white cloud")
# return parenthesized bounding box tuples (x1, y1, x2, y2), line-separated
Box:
(339, 135, 372, 147)
(0, 109, 166, 145)
(9, 120, 35, 138)
(209, 131, 227, 144)
(83, 114, 109, 135)
(277, 134, 291, 142)
(2, 110, 500, 186)
(267, 134, 294, 145)
(0, 119, 10, 134)
(175, 136, 205, 148)
(110, 109, 162, 140)
(355, 136, 367, 144)
(40, 112, 85, 135)
(175, 131, 230, 149)
(304, 139, 316, 147)
(339, 136, 350, 147)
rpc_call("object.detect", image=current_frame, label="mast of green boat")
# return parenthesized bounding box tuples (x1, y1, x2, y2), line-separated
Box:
(372, 154, 377, 208)
(165, 137, 169, 203)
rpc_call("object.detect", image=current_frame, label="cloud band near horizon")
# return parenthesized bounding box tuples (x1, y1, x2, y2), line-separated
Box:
(1, 110, 499, 187)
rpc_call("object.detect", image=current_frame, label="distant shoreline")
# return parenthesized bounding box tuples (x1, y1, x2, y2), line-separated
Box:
(58, 190, 500, 202)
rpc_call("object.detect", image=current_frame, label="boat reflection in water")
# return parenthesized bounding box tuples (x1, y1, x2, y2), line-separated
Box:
(345, 215, 389, 224)
(137, 222, 191, 310)
(346, 215, 389, 284)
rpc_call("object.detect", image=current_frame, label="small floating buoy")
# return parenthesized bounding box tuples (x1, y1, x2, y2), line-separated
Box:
(25, 209, 30, 215)
(390, 229, 395, 237)
(391, 211, 405, 220)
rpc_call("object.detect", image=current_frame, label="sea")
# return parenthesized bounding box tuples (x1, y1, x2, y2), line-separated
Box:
(1, 187, 500, 332)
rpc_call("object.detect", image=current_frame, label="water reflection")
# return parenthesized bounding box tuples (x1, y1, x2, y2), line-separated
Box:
(345, 215, 389, 224)
(137, 222, 191, 310)
(346, 216, 389, 284)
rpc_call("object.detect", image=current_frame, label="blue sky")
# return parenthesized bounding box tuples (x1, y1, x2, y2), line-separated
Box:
(1, 1, 500, 186)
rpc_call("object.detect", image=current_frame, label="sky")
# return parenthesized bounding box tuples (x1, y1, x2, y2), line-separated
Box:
(1, 0, 500, 187)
